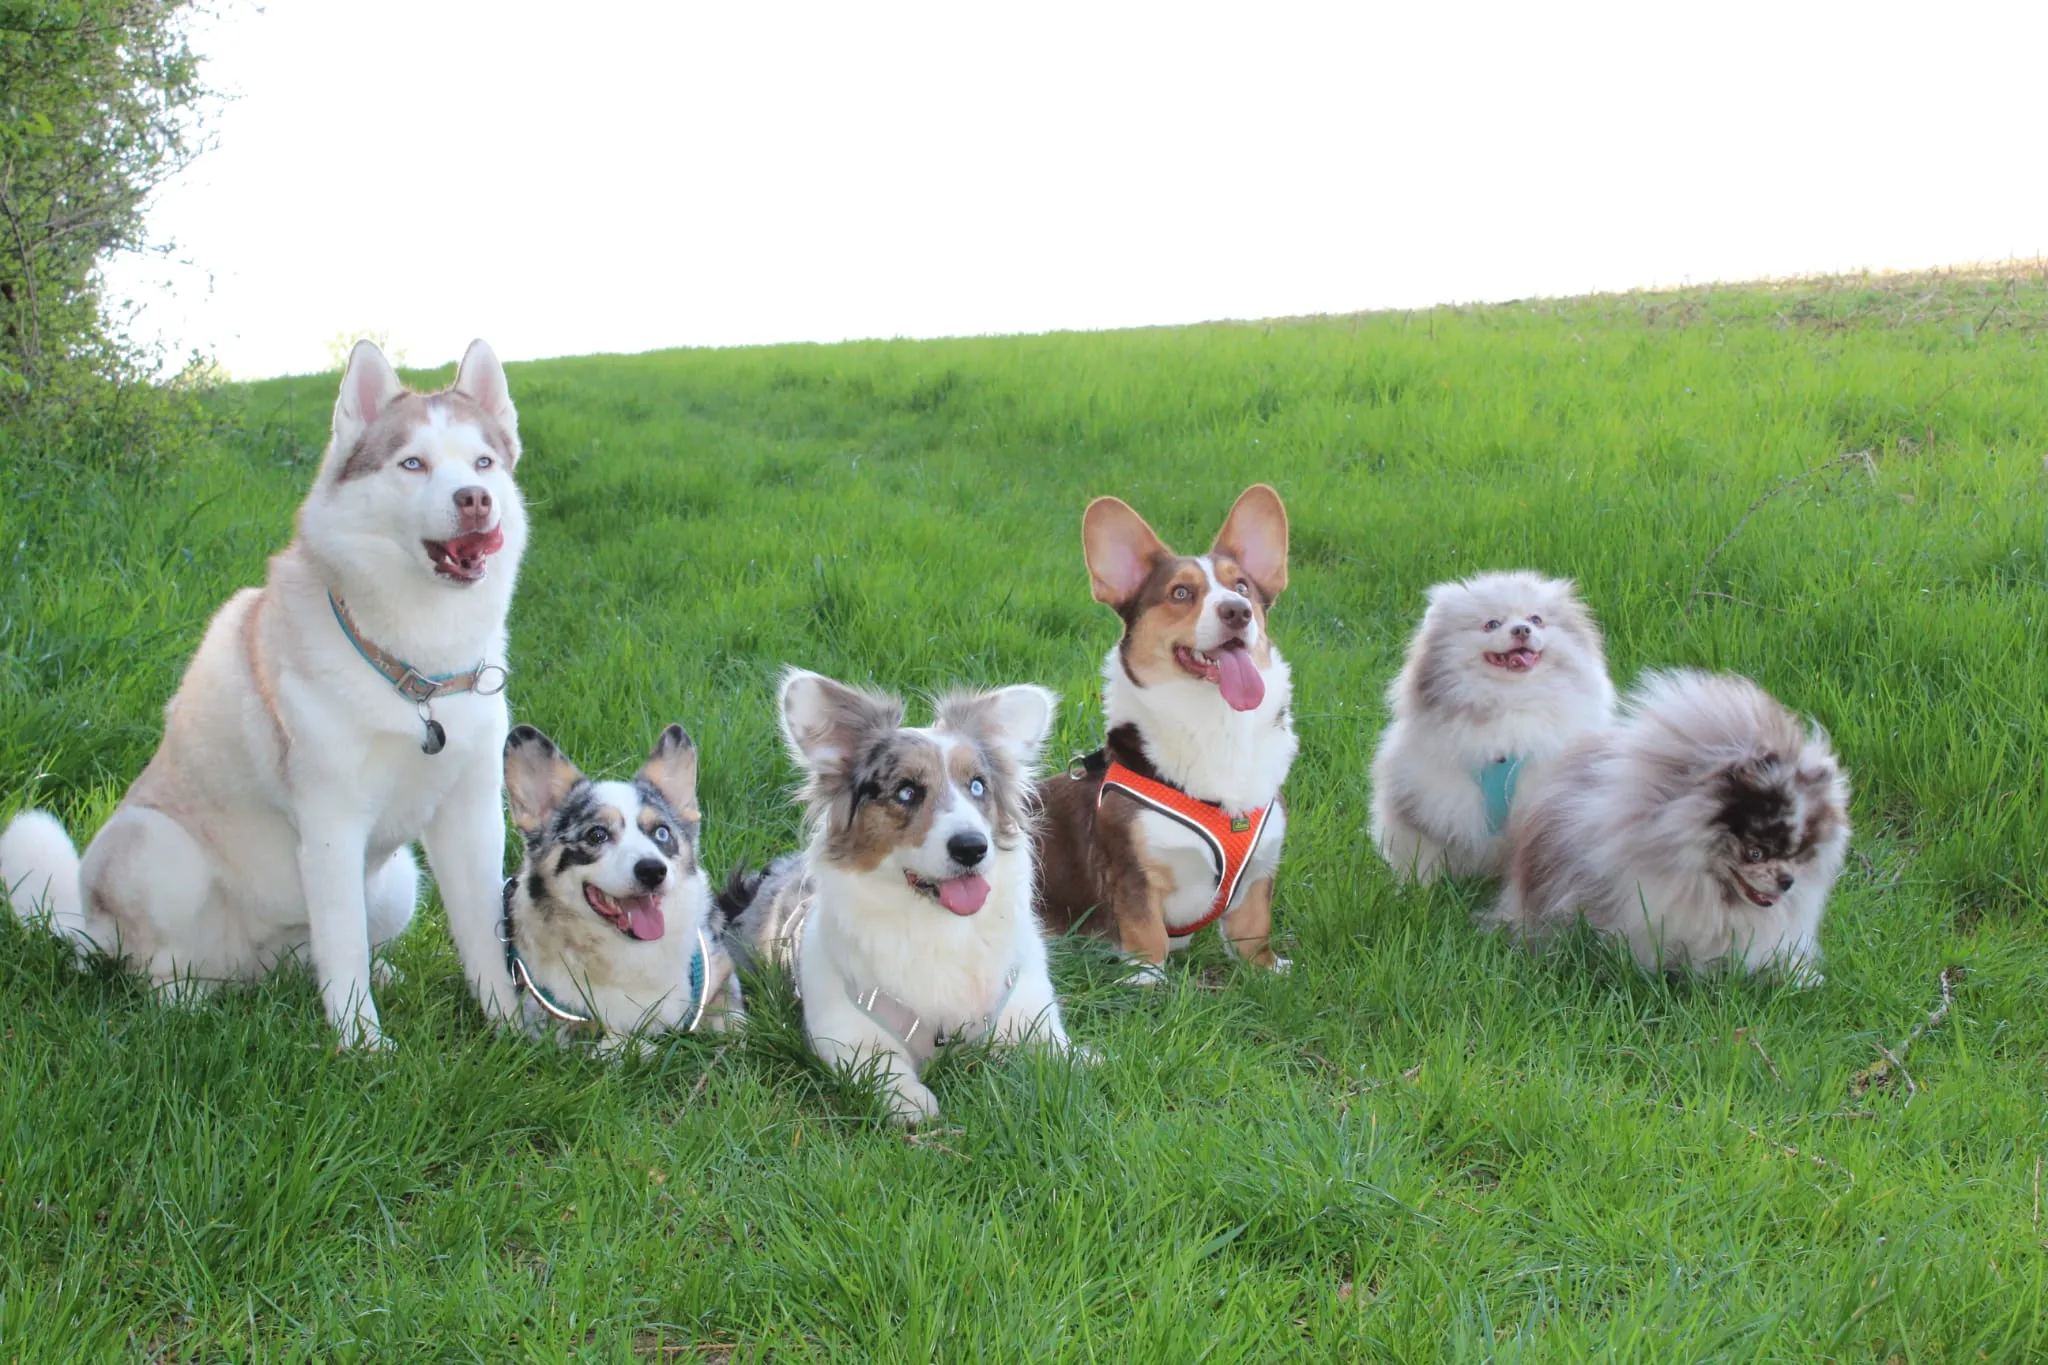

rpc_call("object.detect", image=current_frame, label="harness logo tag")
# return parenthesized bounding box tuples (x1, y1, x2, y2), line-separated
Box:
(1230, 815, 1251, 834)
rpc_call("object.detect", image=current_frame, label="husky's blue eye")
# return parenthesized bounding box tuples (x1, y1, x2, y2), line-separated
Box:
(1484, 619, 1501, 632)
(475, 455, 493, 470)
(400, 456, 424, 471)
(968, 777, 986, 799)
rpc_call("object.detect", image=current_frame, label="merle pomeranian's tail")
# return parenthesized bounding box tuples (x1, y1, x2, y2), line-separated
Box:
(0, 809, 91, 957)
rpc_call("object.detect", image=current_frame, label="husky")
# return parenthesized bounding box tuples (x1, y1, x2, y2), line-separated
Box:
(500, 723, 740, 1049)
(720, 668, 1078, 1125)
(1035, 485, 1297, 983)
(0, 340, 528, 1048)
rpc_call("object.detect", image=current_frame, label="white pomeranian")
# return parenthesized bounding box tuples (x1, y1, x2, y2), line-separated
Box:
(1369, 570, 1617, 881)
(1485, 669, 1851, 984)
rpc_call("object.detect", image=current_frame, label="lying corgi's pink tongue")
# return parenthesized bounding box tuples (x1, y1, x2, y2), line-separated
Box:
(937, 875, 990, 916)
(1213, 644, 1265, 712)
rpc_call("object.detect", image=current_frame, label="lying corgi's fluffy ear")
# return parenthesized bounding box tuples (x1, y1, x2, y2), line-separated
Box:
(1082, 496, 1170, 607)
(937, 685, 1058, 770)
(330, 340, 406, 462)
(453, 338, 517, 431)
(779, 668, 904, 774)
(1211, 484, 1288, 600)
(638, 725, 700, 824)
(504, 725, 584, 836)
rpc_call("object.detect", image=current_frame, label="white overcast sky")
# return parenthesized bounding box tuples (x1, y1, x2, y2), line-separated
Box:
(106, 0, 2048, 380)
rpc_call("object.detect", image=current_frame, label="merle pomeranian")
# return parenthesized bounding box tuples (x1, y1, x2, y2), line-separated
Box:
(1486, 669, 1850, 984)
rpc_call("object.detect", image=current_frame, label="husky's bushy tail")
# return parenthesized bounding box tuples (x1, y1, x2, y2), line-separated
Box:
(0, 810, 92, 956)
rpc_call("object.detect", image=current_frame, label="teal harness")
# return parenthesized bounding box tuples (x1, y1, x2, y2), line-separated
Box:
(500, 877, 707, 1031)
(1478, 756, 1525, 836)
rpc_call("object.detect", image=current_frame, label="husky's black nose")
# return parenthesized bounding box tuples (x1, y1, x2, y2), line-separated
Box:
(454, 485, 493, 533)
(947, 832, 989, 868)
(633, 857, 667, 890)
(1775, 871, 1795, 892)
(1217, 597, 1251, 632)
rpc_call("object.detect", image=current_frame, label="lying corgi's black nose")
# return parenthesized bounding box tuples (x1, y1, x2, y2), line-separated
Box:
(1775, 871, 1795, 892)
(1217, 598, 1251, 631)
(633, 857, 667, 890)
(454, 485, 493, 532)
(947, 832, 988, 868)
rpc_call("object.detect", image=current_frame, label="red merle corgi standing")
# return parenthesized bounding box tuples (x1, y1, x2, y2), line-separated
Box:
(1035, 485, 1298, 983)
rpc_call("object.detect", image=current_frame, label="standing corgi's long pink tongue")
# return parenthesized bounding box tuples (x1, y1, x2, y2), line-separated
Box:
(937, 875, 990, 915)
(1213, 644, 1265, 712)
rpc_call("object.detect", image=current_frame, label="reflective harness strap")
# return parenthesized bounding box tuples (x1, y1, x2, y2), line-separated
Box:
(499, 877, 708, 1031)
(1096, 760, 1271, 936)
(843, 964, 1023, 1061)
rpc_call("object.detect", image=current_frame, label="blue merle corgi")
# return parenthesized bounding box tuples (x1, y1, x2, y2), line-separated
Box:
(500, 723, 740, 1051)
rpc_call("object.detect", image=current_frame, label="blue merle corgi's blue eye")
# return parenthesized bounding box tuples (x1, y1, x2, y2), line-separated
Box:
(969, 777, 986, 799)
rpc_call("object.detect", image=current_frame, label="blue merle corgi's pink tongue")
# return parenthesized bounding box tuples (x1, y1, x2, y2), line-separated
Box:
(621, 895, 666, 940)
(1213, 642, 1265, 712)
(937, 875, 990, 916)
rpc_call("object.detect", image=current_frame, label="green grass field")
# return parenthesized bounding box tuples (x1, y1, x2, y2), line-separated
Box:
(2, 267, 2045, 1360)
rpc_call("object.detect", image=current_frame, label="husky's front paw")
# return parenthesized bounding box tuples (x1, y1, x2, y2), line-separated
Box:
(372, 958, 404, 988)
(335, 1020, 395, 1053)
(1120, 961, 1167, 988)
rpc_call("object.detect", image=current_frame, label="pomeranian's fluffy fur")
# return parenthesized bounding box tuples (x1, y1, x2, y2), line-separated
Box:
(1485, 670, 1851, 983)
(1370, 571, 1617, 881)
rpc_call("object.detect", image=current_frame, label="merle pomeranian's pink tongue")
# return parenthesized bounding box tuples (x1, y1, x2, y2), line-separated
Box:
(621, 896, 666, 940)
(937, 875, 990, 916)
(1213, 645, 1265, 712)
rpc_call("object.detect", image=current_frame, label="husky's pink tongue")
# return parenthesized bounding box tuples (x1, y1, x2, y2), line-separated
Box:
(937, 875, 990, 916)
(621, 895, 666, 940)
(1213, 644, 1265, 712)
(447, 526, 504, 560)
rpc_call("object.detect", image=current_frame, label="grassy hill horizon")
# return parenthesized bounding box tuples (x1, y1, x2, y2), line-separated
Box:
(2, 265, 2043, 1359)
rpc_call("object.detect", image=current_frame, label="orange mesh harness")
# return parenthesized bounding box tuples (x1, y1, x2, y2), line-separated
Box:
(1096, 759, 1273, 936)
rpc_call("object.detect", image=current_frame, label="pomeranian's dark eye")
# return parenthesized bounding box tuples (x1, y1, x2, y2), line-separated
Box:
(968, 777, 987, 799)
(1529, 614, 1544, 627)
(895, 782, 920, 805)
(1744, 845, 1765, 863)
(1484, 619, 1502, 632)
(1171, 585, 1193, 602)
(583, 826, 610, 846)
(651, 825, 672, 845)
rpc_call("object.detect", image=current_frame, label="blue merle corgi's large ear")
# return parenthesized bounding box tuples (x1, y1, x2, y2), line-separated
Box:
(637, 725, 700, 827)
(504, 725, 584, 839)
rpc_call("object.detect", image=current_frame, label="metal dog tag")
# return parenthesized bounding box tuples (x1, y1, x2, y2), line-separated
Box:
(421, 717, 447, 755)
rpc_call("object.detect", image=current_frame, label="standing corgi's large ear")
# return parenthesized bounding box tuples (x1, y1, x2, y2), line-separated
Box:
(637, 725, 700, 826)
(1211, 484, 1288, 601)
(452, 338, 517, 430)
(331, 340, 405, 464)
(504, 725, 584, 838)
(1082, 496, 1170, 607)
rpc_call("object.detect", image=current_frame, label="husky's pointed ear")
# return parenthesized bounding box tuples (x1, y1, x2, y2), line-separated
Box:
(504, 725, 583, 837)
(637, 725, 700, 824)
(938, 685, 1057, 770)
(453, 338, 516, 429)
(332, 340, 405, 455)
(1211, 484, 1288, 601)
(779, 668, 902, 774)
(1082, 496, 1169, 607)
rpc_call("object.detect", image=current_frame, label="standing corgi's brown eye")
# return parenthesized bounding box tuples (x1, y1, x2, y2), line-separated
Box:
(1171, 585, 1193, 602)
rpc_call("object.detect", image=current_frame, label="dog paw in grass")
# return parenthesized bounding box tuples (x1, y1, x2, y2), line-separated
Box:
(1120, 962, 1167, 988)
